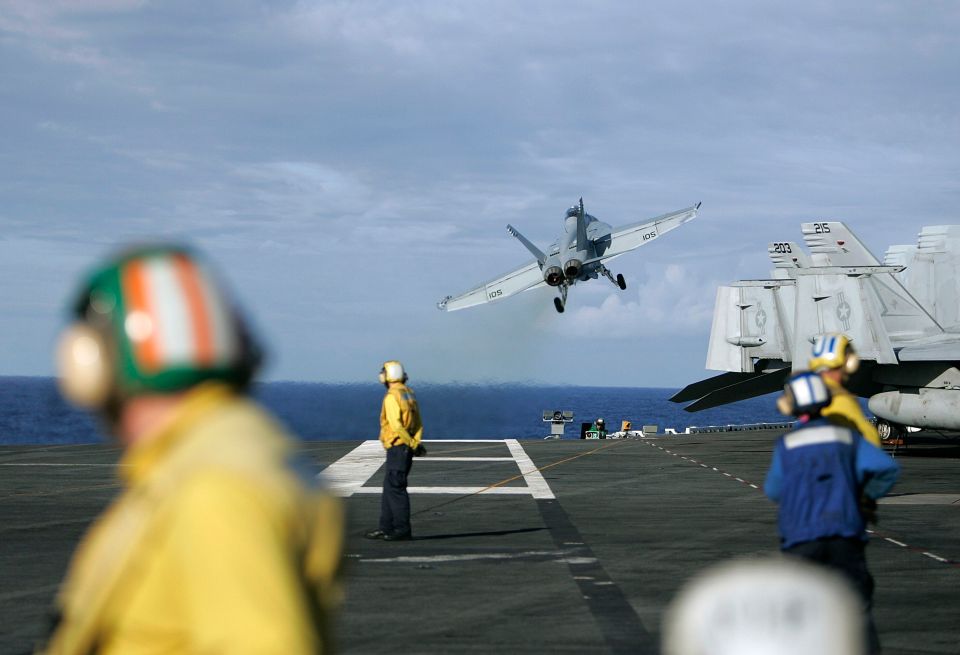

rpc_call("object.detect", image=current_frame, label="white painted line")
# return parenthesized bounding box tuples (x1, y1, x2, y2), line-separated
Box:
(417, 457, 515, 462)
(320, 441, 384, 497)
(352, 486, 538, 495)
(734, 478, 745, 483)
(594, 581, 615, 586)
(885, 538, 908, 547)
(923, 552, 949, 563)
(322, 439, 555, 500)
(0, 463, 117, 467)
(574, 576, 594, 581)
(723, 473, 732, 477)
(422, 439, 507, 443)
(506, 439, 556, 499)
(358, 550, 564, 564)
(749, 484, 759, 489)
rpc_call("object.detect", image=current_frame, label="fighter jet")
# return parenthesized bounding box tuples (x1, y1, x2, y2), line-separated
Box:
(438, 199, 700, 313)
(672, 221, 960, 440)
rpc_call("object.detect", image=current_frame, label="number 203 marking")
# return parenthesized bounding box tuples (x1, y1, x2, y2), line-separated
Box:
(772, 243, 792, 254)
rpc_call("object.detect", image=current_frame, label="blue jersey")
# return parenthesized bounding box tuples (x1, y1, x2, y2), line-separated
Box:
(764, 417, 899, 549)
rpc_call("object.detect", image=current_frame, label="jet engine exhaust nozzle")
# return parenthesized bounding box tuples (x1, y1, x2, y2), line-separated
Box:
(564, 259, 582, 278)
(544, 266, 564, 287)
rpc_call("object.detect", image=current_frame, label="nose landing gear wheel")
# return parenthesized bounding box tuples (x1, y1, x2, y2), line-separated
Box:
(616, 273, 626, 290)
(554, 297, 565, 313)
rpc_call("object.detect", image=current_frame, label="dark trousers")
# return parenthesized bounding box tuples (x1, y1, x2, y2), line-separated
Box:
(784, 536, 880, 654)
(379, 445, 414, 536)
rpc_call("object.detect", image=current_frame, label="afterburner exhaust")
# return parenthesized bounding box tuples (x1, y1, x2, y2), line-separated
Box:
(544, 266, 564, 286)
(563, 259, 582, 278)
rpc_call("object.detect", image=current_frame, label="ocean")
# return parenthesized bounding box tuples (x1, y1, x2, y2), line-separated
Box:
(0, 376, 788, 445)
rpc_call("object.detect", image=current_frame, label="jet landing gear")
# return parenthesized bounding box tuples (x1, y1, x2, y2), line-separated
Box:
(877, 419, 906, 449)
(554, 284, 569, 313)
(600, 266, 627, 291)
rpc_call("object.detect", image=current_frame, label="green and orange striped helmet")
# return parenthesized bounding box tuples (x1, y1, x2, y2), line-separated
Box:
(70, 244, 261, 397)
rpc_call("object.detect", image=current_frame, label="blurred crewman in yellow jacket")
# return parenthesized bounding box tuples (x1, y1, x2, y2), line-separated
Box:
(42, 245, 343, 655)
(365, 361, 424, 541)
(809, 334, 881, 447)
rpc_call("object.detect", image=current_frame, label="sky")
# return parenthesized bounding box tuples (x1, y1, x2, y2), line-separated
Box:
(1, 1, 958, 387)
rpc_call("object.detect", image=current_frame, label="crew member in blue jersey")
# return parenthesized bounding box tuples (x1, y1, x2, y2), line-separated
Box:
(765, 371, 899, 655)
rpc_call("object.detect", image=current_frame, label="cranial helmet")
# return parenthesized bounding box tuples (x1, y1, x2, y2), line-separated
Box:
(57, 244, 261, 409)
(808, 333, 860, 375)
(379, 360, 407, 384)
(777, 371, 832, 417)
(597, 418, 605, 425)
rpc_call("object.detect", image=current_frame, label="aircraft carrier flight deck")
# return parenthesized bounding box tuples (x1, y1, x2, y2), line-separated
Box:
(2, 431, 958, 654)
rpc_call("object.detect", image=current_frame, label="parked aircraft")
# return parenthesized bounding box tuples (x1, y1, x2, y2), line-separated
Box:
(672, 221, 960, 440)
(437, 199, 700, 313)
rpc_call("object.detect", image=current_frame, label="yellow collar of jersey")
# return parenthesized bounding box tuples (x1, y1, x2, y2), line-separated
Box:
(120, 382, 235, 485)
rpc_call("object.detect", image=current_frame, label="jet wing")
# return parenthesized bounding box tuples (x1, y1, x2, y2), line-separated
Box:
(598, 203, 700, 262)
(896, 334, 960, 362)
(438, 260, 547, 311)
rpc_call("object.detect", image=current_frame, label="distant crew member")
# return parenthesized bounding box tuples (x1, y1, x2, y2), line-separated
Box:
(765, 371, 899, 655)
(592, 417, 607, 439)
(366, 360, 425, 541)
(44, 245, 343, 655)
(809, 333, 882, 447)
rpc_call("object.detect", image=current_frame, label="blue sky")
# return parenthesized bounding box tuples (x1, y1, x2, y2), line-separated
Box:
(1, 1, 958, 386)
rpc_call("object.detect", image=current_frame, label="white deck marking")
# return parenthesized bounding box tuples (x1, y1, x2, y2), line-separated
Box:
(321, 439, 555, 499)
(358, 550, 564, 564)
(320, 441, 386, 497)
(351, 486, 540, 495)
(0, 463, 118, 467)
(505, 438, 555, 499)
(418, 457, 515, 462)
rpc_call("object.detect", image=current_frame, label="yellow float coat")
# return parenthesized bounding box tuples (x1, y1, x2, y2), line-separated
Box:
(822, 377, 882, 447)
(41, 383, 343, 655)
(379, 384, 423, 450)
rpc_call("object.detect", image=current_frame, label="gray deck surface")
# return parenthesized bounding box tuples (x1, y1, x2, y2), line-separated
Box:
(1, 432, 958, 654)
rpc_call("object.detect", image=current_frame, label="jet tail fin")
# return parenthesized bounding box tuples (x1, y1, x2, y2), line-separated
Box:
(767, 241, 810, 269)
(576, 198, 588, 252)
(802, 222, 879, 266)
(506, 224, 546, 264)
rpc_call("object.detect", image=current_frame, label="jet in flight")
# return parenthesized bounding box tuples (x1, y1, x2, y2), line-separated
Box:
(438, 199, 700, 313)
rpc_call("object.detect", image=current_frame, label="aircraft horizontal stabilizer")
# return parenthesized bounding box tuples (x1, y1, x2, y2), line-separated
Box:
(682, 368, 791, 412)
(669, 371, 761, 403)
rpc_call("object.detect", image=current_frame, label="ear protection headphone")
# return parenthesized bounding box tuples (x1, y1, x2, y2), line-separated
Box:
(776, 390, 794, 416)
(57, 322, 114, 409)
(843, 351, 860, 376)
(379, 361, 408, 384)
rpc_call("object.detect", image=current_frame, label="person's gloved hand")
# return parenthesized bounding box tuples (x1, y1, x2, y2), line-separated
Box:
(413, 444, 427, 457)
(859, 495, 878, 524)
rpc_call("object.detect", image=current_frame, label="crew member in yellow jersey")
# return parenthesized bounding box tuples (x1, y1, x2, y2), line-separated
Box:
(43, 245, 343, 655)
(365, 360, 425, 541)
(809, 333, 881, 447)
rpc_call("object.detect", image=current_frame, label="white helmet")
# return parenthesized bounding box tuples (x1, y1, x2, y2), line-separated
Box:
(379, 360, 407, 384)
